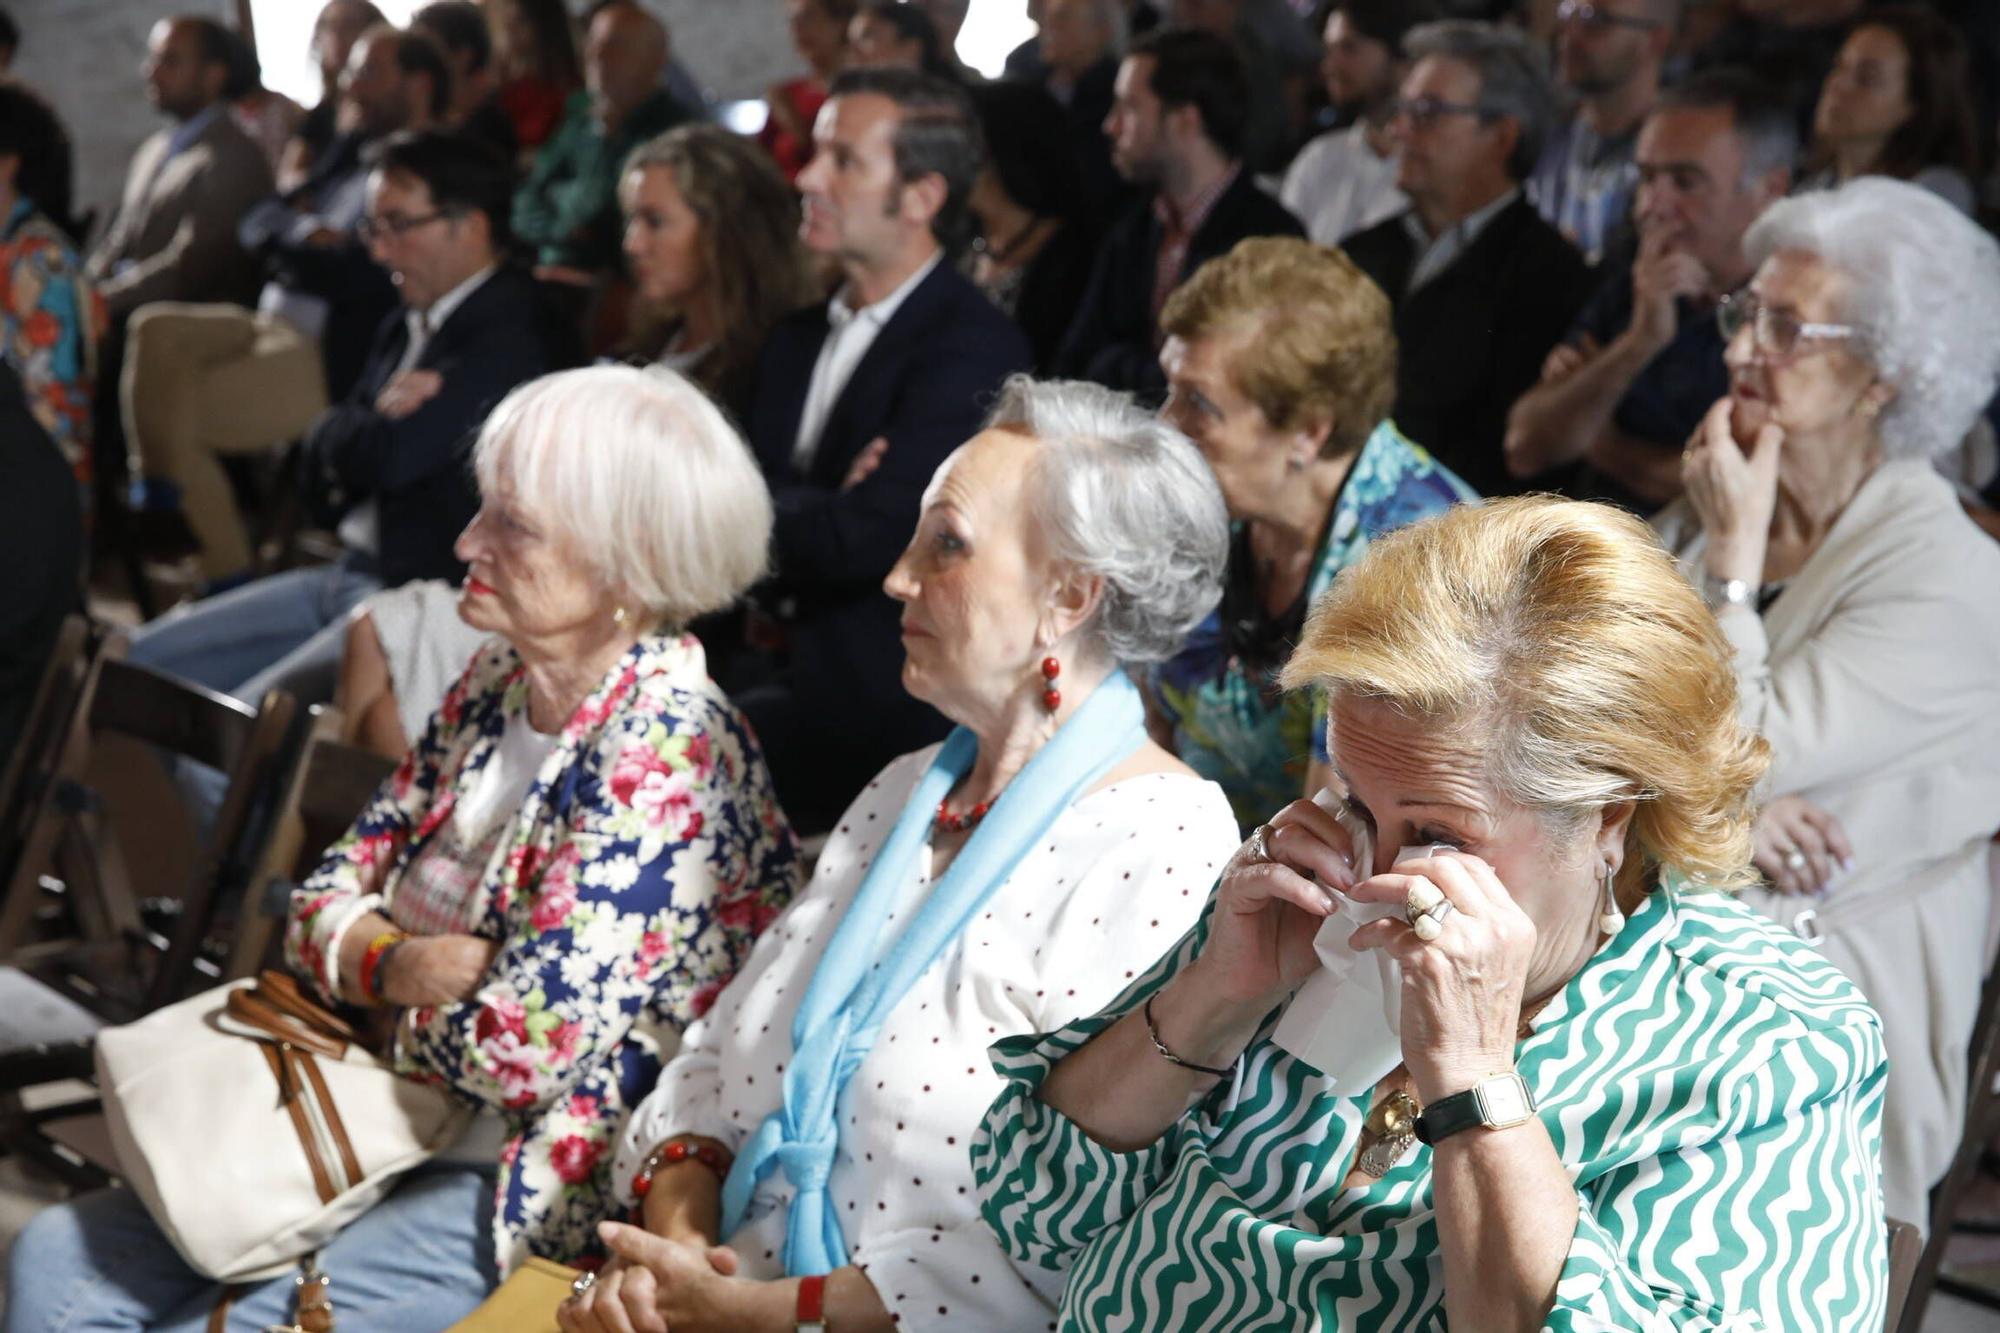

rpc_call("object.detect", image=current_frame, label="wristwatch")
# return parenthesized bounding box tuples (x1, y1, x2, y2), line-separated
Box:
(1413, 1071, 1537, 1146)
(1701, 572, 1757, 610)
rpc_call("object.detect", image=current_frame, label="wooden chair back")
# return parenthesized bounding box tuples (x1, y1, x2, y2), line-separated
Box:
(1885, 1216, 1922, 1332)
(226, 709, 398, 981)
(0, 616, 97, 885)
(0, 659, 297, 1017)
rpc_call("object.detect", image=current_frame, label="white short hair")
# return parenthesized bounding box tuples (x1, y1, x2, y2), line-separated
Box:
(473, 365, 772, 625)
(1744, 177, 2000, 460)
(985, 376, 1228, 663)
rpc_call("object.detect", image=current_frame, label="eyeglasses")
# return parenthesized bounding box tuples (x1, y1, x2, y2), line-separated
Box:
(1555, 0, 1662, 31)
(356, 210, 455, 243)
(1716, 291, 1858, 359)
(1387, 95, 1493, 130)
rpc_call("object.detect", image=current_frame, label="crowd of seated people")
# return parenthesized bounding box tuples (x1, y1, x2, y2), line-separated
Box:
(2, 0, 2000, 1327)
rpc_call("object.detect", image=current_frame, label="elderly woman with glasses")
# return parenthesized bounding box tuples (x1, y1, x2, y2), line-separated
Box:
(1655, 176, 2000, 1228)
(974, 496, 1888, 1331)
(558, 378, 1241, 1333)
(1152, 237, 1474, 831)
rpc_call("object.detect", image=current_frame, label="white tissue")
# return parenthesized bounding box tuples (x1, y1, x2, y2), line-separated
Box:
(1267, 790, 1430, 1089)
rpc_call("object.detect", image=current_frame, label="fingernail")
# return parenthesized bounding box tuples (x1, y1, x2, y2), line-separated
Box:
(1840, 856, 1856, 874)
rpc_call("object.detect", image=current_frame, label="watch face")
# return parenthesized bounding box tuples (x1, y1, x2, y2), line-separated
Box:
(1478, 1075, 1534, 1126)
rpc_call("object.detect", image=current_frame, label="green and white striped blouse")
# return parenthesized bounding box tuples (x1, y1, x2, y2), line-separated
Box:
(973, 882, 1888, 1331)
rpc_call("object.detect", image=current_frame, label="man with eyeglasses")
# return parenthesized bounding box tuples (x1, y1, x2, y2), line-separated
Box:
(1505, 69, 1794, 512)
(125, 129, 578, 721)
(119, 24, 449, 585)
(1340, 19, 1590, 499)
(1526, 0, 1676, 267)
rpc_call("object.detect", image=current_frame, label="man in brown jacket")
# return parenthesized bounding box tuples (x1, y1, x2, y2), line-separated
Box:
(86, 15, 273, 321)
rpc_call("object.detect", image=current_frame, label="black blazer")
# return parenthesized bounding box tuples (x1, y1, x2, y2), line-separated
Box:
(1342, 197, 1591, 498)
(0, 363, 82, 763)
(303, 263, 581, 587)
(1056, 170, 1302, 401)
(746, 259, 1033, 757)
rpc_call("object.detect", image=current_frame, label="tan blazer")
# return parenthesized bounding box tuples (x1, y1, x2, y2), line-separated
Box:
(85, 107, 274, 320)
(1654, 458, 2000, 1224)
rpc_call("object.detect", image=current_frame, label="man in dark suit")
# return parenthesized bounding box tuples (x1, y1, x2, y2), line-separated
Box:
(1056, 27, 1302, 403)
(1026, 0, 1130, 226)
(1342, 19, 1591, 498)
(127, 130, 578, 711)
(734, 68, 1033, 830)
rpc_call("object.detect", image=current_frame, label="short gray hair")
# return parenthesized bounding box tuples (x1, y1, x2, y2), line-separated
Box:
(1404, 20, 1558, 182)
(473, 365, 772, 626)
(1744, 177, 2000, 460)
(984, 376, 1228, 664)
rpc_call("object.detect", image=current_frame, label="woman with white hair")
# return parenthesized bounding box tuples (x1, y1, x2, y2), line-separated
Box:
(1657, 175, 2000, 1226)
(6, 365, 804, 1330)
(560, 377, 1242, 1333)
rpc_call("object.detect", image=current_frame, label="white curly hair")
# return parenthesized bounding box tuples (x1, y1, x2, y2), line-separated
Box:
(1743, 177, 2000, 460)
(983, 376, 1229, 664)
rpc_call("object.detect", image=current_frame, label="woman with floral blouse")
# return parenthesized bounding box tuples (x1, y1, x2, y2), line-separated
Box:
(1150, 238, 1475, 832)
(7, 366, 801, 1332)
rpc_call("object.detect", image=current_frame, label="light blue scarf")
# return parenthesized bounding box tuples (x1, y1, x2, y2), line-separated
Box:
(719, 671, 1145, 1275)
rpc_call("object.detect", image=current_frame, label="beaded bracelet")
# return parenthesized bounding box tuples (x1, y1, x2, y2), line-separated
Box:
(358, 929, 410, 1006)
(631, 1137, 734, 1199)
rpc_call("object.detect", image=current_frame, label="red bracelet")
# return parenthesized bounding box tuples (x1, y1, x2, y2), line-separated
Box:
(796, 1273, 827, 1331)
(630, 1138, 733, 1198)
(357, 929, 409, 1006)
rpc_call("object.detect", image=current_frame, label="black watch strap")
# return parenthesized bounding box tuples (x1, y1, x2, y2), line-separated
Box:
(1413, 1088, 1483, 1146)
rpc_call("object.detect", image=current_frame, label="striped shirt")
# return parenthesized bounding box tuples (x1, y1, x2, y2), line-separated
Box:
(973, 881, 1888, 1331)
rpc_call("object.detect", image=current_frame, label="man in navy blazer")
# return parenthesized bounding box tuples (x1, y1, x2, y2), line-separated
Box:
(735, 68, 1033, 830)
(1056, 27, 1302, 403)
(128, 130, 578, 710)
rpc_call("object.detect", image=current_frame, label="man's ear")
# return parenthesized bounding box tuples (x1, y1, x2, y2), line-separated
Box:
(899, 169, 951, 232)
(1485, 114, 1521, 174)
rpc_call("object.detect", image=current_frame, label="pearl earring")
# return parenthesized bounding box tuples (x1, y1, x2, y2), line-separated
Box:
(1599, 864, 1625, 935)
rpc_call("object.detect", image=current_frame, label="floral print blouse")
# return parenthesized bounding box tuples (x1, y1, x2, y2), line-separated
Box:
(1, 200, 102, 494)
(1146, 420, 1476, 830)
(286, 633, 801, 1274)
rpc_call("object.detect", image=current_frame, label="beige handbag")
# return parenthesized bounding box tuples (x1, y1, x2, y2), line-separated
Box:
(445, 1256, 579, 1332)
(95, 970, 472, 1282)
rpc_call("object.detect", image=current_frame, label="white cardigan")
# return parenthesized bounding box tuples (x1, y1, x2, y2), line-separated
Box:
(1654, 458, 2000, 1223)
(615, 745, 1240, 1330)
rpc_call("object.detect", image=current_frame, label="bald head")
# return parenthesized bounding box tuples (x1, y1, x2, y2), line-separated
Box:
(586, 2, 669, 127)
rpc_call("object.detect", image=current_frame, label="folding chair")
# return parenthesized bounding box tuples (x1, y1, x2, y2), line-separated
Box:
(224, 706, 398, 982)
(1885, 1217, 1921, 1332)
(0, 660, 297, 1016)
(0, 616, 100, 887)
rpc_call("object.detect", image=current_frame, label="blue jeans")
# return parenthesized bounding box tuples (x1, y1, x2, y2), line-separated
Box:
(4, 1164, 498, 1332)
(126, 561, 384, 707)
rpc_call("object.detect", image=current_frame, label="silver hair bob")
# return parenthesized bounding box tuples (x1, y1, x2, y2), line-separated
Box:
(472, 364, 773, 626)
(1744, 177, 2000, 460)
(983, 375, 1229, 664)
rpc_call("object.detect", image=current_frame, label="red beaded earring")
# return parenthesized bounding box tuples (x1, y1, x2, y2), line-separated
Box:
(1040, 656, 1061, 713)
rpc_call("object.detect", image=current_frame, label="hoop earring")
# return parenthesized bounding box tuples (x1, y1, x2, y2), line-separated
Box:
(1599, 863, 1625, 936)
(1040, 656, 1061, 714)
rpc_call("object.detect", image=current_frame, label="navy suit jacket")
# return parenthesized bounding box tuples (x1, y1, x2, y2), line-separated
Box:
(303, 264, 581, 587)
(746, 258, 1033, 756)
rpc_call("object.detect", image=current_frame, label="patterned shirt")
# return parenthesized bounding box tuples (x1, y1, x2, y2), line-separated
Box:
(1151, 166, 1239, 323)
(973, 880, 1889, 1331)
(1145, 420, 1476, 831)
(1, 200, 103, 494)
(286, 633, 801, 1273)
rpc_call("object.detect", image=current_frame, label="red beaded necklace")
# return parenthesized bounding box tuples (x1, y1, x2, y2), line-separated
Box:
(935, 794, 992, 834)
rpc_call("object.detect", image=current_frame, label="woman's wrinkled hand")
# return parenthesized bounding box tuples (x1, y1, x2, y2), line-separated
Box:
(1184, 796, 1360, 1013)
(383, 934, 499, 1007)
(558, 1256, 665, 1333)
(1682, 398, 1783, 583)
(1753, 795, 1854, 896)
(1345, 851, 1539, 1103)
(554, 1224, 756, 1333)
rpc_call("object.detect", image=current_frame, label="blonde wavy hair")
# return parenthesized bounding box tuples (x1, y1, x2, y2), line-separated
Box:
(1279, 497, 1768, 892)
(1159, 237, 1397, 457)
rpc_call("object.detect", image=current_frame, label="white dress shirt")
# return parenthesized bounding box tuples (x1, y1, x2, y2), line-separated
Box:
(615, 745, 1239, 1331)
(1280, 122, 1407, 248)
(791, 253, 942, 473)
